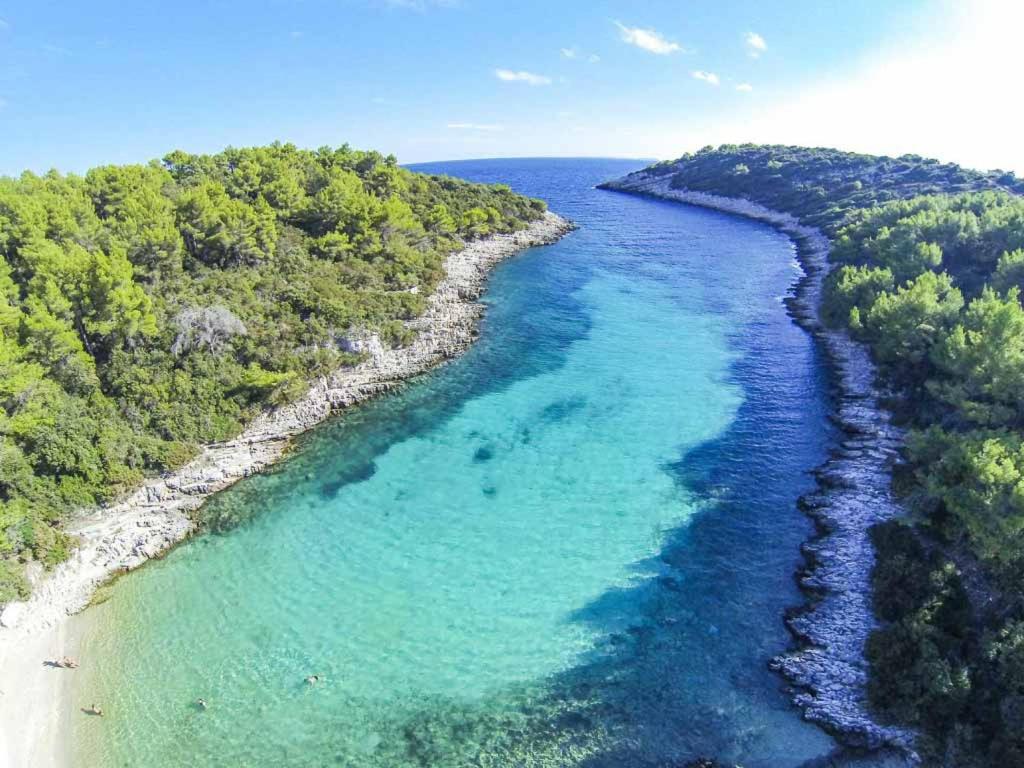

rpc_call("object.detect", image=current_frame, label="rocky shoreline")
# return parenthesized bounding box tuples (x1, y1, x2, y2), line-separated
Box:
(599, 174, 918, 761)
(0, 211, 574, 636)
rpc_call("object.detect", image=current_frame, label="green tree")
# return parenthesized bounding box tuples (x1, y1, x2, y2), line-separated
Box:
(177, 181, 277, 267)
(930, 288, 1024, 426)
(864, 271, 963, 379)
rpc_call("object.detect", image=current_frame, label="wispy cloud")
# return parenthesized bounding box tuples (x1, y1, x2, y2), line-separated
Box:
(495, 69, 552, 86)
(735, 83, 753, 92)
(42, 43, 71, 55)
(562, 46, 600, 63)
(0, 19, 9, 31)
(745, 31, 767, 58)
(614, 22, 682, 55)
(447, 122, 504, 132)
(692, 70, 720, 86)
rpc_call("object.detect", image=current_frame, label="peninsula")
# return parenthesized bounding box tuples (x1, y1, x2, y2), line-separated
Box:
(601, 144, 1024, 767)
(0, 144, 571, 765)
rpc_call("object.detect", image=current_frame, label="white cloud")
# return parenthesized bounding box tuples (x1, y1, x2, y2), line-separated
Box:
(615, 22, 682, 55)
(447, 122, 504, 132)
(692, 70, 720, 86)
(745, 31, 767, 58)
(735, 83, 753, 92)
(0, 19, 9, 31)
(664, 0, 1024, 174)
(495, 69, 552, 86)
(563, 47, 600, 64)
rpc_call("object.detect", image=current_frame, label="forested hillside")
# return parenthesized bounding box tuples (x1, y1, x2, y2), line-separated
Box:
(639, 144, 1023, 233)
(610, 145, 1024, 766)
(825, 191, 1024, 765)
(0, 143, 546, 600)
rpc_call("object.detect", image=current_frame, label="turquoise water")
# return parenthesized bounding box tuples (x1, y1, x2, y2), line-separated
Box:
(72, 159, 838, 766)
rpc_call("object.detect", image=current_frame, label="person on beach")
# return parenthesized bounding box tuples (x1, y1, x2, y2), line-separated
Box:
(305, 675, 320, 685)
(60, 656, 79, 668)
(85, 704, 103, 716)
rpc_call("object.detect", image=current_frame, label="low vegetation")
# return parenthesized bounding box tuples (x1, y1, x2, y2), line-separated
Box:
(627, 145, 1024, 765)
(0, 142, 546, 601)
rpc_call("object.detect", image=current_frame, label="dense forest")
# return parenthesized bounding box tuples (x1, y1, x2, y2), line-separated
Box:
(0, 142, 546, 601)
(640, 144, 1024, 234)
(617, 145, 1024, 766)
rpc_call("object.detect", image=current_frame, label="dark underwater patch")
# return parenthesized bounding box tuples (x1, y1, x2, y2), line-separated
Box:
(539, 395, 587, 423)
(473, 445, 495, 463)
(320, 461, 378, 498)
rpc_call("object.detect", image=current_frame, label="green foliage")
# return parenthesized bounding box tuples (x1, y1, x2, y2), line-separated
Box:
(622, 145, 1024, 764)
(177, 181, 278, 268)
(0, 142, 545, 586)
(621, 144, 1022, 234)
(905, 427, 1024, 567)
(980, 621, 1024, 762)
(930, 288, 1024, 426)
(867, 518, 1024, 764)
(816, 179, 1024, 766)
(863, 271, 963, 382)
(0, 557, 29, 603)
(832, 192, 1024, 288)
(994, 249, 1024, 295)
(821, 264, 894, 328)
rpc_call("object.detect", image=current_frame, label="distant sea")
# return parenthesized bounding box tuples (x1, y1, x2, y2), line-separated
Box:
(71, 158, 842, 766)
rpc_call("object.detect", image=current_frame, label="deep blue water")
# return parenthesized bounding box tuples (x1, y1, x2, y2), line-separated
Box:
(74, 158, 839, 766)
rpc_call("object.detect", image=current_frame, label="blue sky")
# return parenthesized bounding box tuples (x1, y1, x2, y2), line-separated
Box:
(1, 0, 1021, 175)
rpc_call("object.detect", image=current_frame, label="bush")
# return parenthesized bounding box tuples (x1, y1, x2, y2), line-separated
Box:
(0, 142, 547, 585)
(0, 559, 29, 603)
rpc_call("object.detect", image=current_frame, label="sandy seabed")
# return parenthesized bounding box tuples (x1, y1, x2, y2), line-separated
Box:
(0, 211, 573, 768)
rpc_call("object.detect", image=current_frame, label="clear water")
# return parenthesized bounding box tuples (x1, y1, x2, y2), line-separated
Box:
(71, 159, 839, 766)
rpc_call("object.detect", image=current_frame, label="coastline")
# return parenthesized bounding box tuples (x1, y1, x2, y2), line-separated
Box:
(599, 175, 919, 760)
(0, 210, 574, 768)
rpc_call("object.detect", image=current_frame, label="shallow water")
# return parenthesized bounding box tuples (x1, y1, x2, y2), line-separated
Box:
(72, 159, 839, 766)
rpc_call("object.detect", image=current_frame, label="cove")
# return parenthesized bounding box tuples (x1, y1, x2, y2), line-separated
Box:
(70, 159, 839, 766)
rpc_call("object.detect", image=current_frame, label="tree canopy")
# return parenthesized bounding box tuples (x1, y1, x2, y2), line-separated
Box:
(0, 142, 546, 601)
(622, 144, 1024, 764)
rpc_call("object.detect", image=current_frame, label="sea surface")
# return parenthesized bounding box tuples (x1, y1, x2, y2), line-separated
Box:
(71, 158, 841, 766)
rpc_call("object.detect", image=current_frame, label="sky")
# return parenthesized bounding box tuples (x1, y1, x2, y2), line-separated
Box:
(0, 0, 1022, 175)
